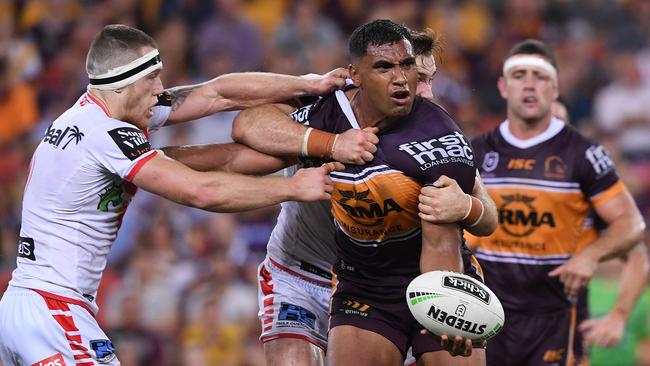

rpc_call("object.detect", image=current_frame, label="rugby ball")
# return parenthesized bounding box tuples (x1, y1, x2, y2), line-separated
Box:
(406, 271, 504, 341)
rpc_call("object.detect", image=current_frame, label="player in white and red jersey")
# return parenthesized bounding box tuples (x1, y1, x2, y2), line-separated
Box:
(0, 23, 361, 366)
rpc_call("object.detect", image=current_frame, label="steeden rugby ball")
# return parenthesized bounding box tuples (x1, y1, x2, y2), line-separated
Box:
(406, 271, 505, 341)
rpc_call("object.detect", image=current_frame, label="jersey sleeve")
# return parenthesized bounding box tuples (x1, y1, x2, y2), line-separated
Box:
(147, 105, 172, 133)
(288, 97, 323, 126)
(87, 122, 158, 182)
(576, 142, 623, 206)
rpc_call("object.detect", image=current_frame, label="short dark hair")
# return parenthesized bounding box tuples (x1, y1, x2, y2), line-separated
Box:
(506, 39, 557, 68)
(348, 19, 412, 61)
(86, 24, 158, 75)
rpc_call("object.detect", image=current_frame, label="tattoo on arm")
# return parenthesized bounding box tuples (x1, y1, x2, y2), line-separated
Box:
(166, 85, 200, 111)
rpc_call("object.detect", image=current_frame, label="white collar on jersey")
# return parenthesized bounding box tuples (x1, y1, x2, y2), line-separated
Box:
(499, 117, 565, 149)
(335, 89, 361, 129)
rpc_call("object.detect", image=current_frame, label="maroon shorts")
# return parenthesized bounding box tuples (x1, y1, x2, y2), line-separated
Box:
(485, 305, 583, 366)
(329, 251, 485, 359)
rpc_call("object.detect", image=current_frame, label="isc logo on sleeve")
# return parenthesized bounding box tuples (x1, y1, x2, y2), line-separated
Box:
(18, 236, 36, 261)
(32, 353, 66, 366)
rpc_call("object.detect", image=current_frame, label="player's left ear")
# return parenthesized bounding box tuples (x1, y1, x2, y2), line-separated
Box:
(551, 81, 559, 100)
(497, 77, 507, 99)
(349, 64, 361, 87)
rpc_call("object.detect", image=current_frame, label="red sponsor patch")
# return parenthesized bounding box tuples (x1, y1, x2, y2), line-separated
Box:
(32, 353, 66, 366)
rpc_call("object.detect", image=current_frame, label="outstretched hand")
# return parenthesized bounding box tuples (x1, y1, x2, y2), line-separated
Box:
(579, 312, 626, 348)
(332, 127, 379, 164)
(305, 68, 350, 95)
(548, 251, 598, 297)
(290, 162, 345, 202)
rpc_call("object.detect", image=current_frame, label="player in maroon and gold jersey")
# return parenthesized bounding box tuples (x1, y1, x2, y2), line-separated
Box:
(465, 39, 645, 366)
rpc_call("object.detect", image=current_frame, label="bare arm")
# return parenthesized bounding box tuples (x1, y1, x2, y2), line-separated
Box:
(579, 242, 649, 348)
(418, 174, 498, 236)
(421, 220, 485, 357)
(420, 220, 464, 274)
(233, 102, 379, 164)
(161, 143, 293, 175)
(131, 153, 340, 212)
(549, 188, 645, 295)
(232, 103, 305, 156)
(165, 69, 348, 125)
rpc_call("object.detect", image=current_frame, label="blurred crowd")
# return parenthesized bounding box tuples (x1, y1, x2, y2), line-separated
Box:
(1, 0, 650, 365)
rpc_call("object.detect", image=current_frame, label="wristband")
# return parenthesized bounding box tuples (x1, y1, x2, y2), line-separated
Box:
(462, 195, 484, 228)
(460, 194, 473, 221)
(301, 127, 313, 157)
(465, 200, 485, 228)
(330, 134, 340, 158)
(306, 128, 337, 159)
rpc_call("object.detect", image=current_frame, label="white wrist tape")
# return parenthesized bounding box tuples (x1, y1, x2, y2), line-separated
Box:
(301, 127, 313, 157)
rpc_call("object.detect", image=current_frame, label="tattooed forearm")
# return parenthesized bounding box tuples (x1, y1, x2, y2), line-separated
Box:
(166, 85, 200, 111)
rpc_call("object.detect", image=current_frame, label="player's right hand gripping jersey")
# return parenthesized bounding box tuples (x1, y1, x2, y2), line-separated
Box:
(468, 119, 624, 313)
(11, 93, 167, 313)
(298, 90, 477, 287)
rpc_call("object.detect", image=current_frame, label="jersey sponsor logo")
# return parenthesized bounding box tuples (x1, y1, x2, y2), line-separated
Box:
(499, 194, 556, 237)
(32, 353, 66, 366)
(397, 131, 474, 171)
(289, 104, 315, 125)
(108, 127, 152, 160)
(278, 302, 316, 329)
(426, 304, 487, 335)
(544, 155, 567, 179)
(442, 275, 491, 304)
(585, 145, 614, 177)
(336, 189, 403, 226)
(18, 236, 36, 261)
(90, 339, 116, 364)
(482, 151, 499, 172)
(507, 158, 535, 170)
(43, 125, 84, 150)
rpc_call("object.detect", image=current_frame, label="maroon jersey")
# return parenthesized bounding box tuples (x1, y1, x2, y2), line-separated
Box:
(297, 90, 476, 285)
(467, 119, 624, 313)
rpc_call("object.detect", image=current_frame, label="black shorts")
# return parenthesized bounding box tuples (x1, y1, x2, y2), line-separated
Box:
(329, 252, 485, 359)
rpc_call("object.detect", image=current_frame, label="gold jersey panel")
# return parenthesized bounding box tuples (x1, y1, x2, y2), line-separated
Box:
(468, 120, 623, 311)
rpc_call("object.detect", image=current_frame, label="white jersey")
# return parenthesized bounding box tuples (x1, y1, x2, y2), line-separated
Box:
(10, 93, 170, 313)
(266, 165, 336, 277)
